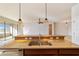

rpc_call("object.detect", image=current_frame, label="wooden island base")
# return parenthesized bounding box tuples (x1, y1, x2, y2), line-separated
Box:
(23, 48, 79, 56)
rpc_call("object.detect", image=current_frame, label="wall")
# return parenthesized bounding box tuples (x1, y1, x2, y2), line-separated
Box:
(72, 4, 79, 45)
(54, 22, 71, 35)
(23, 23, 54, 35)
(54, 22, 67, 35)
(53, 22, 72, 41)
(22, 21, 71, 38)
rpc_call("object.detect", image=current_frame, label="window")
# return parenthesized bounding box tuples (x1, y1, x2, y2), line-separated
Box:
(0, 22, 17, 41)
(0, 23, 4, 40)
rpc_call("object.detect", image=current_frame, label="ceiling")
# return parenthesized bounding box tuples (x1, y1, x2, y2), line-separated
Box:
(0, 3, 76, 23)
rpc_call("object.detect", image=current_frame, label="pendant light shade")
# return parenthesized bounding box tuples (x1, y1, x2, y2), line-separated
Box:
(19, 19, 22, 21)
(45, 18, 48, 20)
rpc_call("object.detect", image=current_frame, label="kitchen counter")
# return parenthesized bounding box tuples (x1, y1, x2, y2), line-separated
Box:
(0, 39, 79, 56)
(1, 39, 79, 49)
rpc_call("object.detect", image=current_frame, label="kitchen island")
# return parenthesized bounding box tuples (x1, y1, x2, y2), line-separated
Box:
(0, 38, 79, 56)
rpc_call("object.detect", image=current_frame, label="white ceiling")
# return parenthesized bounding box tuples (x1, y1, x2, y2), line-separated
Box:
(0, 3, 76, 23)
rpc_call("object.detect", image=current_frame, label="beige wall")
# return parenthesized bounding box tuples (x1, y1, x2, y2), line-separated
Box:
(54, 22, 72, 41)
(54, 22, 71, 35)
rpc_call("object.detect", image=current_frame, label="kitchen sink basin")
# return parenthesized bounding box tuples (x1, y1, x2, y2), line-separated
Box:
(28, 40, 52, 46)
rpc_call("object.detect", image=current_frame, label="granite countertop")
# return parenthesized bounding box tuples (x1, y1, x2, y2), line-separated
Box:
(0, 39, 79, 49)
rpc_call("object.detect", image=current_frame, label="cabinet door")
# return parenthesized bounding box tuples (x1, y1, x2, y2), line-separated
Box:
(59, 49, 79, 56)
(23, 49, 58, 56)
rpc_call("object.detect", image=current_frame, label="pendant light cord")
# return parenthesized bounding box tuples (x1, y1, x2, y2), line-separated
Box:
(19, 3, 21, 19)
(45, 3, 47, 18)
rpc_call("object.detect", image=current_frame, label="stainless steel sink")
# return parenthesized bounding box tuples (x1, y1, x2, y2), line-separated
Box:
(28, 40, 52, 46)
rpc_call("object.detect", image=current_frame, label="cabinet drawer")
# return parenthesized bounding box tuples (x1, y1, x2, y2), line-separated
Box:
(59, 49, 79, 55)
(24, 49, 57, 55)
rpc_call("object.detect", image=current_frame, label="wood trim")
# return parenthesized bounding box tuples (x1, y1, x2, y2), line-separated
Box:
(49, 24, 52, 35)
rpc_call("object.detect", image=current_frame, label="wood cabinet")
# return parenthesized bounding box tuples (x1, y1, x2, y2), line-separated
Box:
(23, 49, 58, 56)
(15, 35, 65, 40)
(23, 49, 79, 56)
(59, 49, 79, 56)
(15, 37, 26, 40)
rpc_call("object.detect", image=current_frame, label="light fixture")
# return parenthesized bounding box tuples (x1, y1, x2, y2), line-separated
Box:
(17, 3, 23, 35)
(45, 3, 48, 22)
(66, 19, 68, 24)
(38, 3, 48, 24)
(38, 18, 43, 24)
(18, 3, 22, 23)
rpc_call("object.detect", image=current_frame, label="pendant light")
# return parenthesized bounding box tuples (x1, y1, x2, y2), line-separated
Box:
(17, 3, 23, 35)
(45, 3, 48, 22)
(18, 3, 22, 22)
(38, 3, 48, 24)
(66, 19, 68, 24)
(38, 18, 43, 24)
